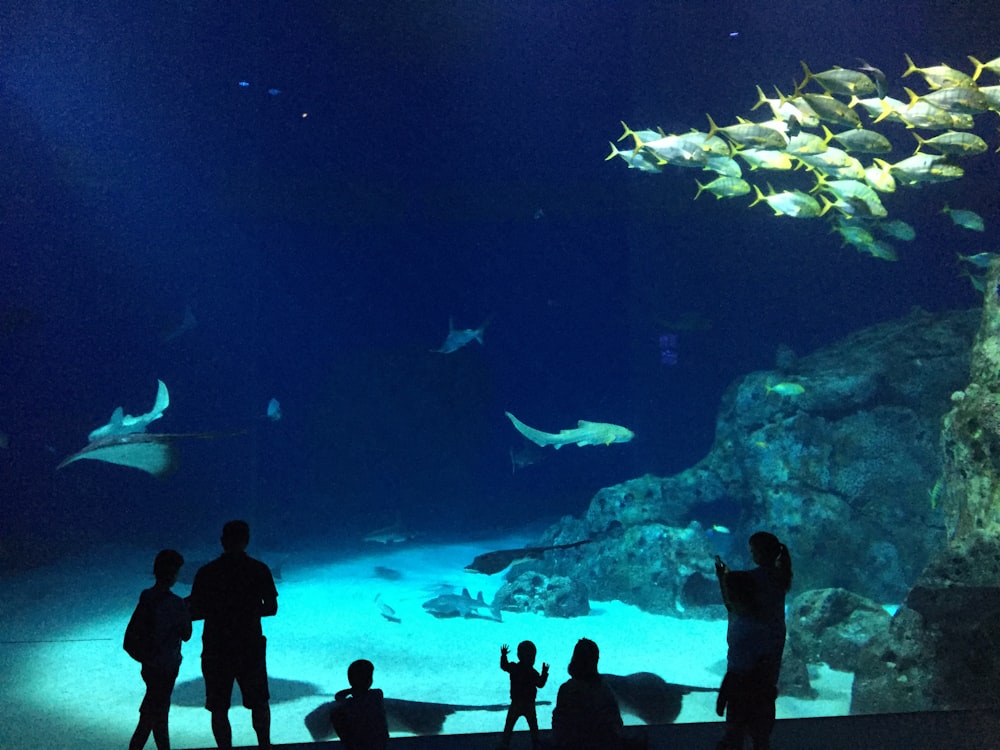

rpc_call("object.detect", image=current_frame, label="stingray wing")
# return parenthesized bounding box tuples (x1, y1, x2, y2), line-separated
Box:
(58, 434, 178, 477)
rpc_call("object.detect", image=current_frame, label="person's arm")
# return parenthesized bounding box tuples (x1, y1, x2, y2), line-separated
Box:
(500, 643, 510, 672)
(186, 571, 206, 621)
(260, 594, 278, 617)
(538, 662, 549, 687)
(715, 556, 734, 612)
(260, 565, 278, 617)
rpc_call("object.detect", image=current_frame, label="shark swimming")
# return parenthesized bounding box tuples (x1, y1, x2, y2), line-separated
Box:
(88, 380, 170, 441)
(421, 588, 502, 621)
(504, 411, 635, 449)
(432, 316, 490, 353)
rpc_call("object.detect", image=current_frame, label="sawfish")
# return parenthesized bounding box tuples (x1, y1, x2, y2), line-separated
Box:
(465, 538, 594, 575)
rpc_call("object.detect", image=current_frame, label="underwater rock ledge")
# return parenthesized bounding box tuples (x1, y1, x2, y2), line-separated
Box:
(497, 306, 979, 620)
(852, 260, 1000, 714)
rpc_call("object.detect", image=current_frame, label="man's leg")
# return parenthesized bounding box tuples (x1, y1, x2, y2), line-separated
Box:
(210, 709, 233, 749)
(251, 703, 271, 748)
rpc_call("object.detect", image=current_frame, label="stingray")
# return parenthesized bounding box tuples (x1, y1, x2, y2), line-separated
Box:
(464, 538, 593, 575)
(604, 672, 717, 725)
(173, 676, 329, 708)
(57, 431, 238, 477)
(305, 697, 546, 738)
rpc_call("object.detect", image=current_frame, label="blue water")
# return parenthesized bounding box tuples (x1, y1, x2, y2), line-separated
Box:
(0, 0, 994, 555)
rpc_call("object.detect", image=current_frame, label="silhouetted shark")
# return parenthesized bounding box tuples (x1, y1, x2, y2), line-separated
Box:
(433, 316, 490, 353)
(421, 588, 502, 621)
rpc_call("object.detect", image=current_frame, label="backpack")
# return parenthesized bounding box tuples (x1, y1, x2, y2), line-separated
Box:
(123, 593, 155, 663)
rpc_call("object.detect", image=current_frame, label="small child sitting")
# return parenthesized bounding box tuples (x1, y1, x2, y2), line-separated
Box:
(330, 659, 389, 750)
(499, 640, 549, 749)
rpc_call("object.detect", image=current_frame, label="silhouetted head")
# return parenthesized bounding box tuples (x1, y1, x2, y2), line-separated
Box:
(568, 638, 600, 679)
(347, 659, 375, 692)
(221, 520, 251, 552)
(749, 530, 793, 591)
(517, 640, 537, 665)
(153, 549, 184, 583)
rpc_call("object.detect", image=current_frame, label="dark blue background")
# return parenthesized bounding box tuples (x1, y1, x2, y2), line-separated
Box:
(1, 1, 995, 552)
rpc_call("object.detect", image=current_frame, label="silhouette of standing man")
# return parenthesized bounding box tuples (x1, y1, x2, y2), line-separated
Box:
(188, 520, 278, 748)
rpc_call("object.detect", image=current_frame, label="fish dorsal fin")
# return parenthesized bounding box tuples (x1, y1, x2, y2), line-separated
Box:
(476, 591, 486, 603)
(461, 588, 471, 598)
(108, 406, 125, 427)
(577, 420, 595, 427)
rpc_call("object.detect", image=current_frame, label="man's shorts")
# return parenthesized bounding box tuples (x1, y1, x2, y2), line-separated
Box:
(202, 635, 269, 711)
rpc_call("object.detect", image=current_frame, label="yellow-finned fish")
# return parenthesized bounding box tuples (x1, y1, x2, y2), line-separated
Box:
(504, 412, 635, 449)
(902, 53, 975, 89)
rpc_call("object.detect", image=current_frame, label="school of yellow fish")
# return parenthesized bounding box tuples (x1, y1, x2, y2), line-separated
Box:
(608, 54, 998, 269)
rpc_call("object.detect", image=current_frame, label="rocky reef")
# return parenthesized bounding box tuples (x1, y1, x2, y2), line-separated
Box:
(496, 307, 977, 623)
(851, 263, 1000, 713)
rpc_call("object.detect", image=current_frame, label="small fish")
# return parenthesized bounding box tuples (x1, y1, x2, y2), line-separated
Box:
(956, 252, 998, 269)
(266, 398, 282, 421)
(433, 316, 491, 353)
(693, 176, 751, 199)
(375, 594, 401, 624)
(879, 220, 916, 241)
(942, 205, 985, 232)
(765, 382, 805, 397)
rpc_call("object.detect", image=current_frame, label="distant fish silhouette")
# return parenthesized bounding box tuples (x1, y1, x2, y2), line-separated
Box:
(432, 316, 490, 353)
(363, 517, 419, 544)
(464, 539, 593, 575)
(509, 439, 546, 473)
(162, 304, 197, 342)
(266, 397, 282, 421)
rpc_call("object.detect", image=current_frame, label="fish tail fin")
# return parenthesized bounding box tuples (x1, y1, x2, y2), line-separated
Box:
(748, 184, 767, 208)
(505, 412, 552, 448)
(911, 131, 926, 153)
(872, 98, 894, 124)
(902, 53, 918, 78)
(751, 85, 770, 112)
(902, 87, 921, 109)
(799, 60, 814, 89)
(605, 142, 622, 161)
(705, 113, 720, 139)
(693, 179, 707, 200)
(968, 56, 985, 82)
(817, 195, 836, 217)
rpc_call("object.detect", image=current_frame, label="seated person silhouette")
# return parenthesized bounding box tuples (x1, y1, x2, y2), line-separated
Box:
(550, 638, 625, 750)
(330, 659, 388, 750)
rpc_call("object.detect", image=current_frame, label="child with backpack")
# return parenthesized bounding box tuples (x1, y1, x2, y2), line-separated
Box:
(125, 549, 192, 750)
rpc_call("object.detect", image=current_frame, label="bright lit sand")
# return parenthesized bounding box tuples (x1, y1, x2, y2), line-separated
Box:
(0, 536, 852, 748)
